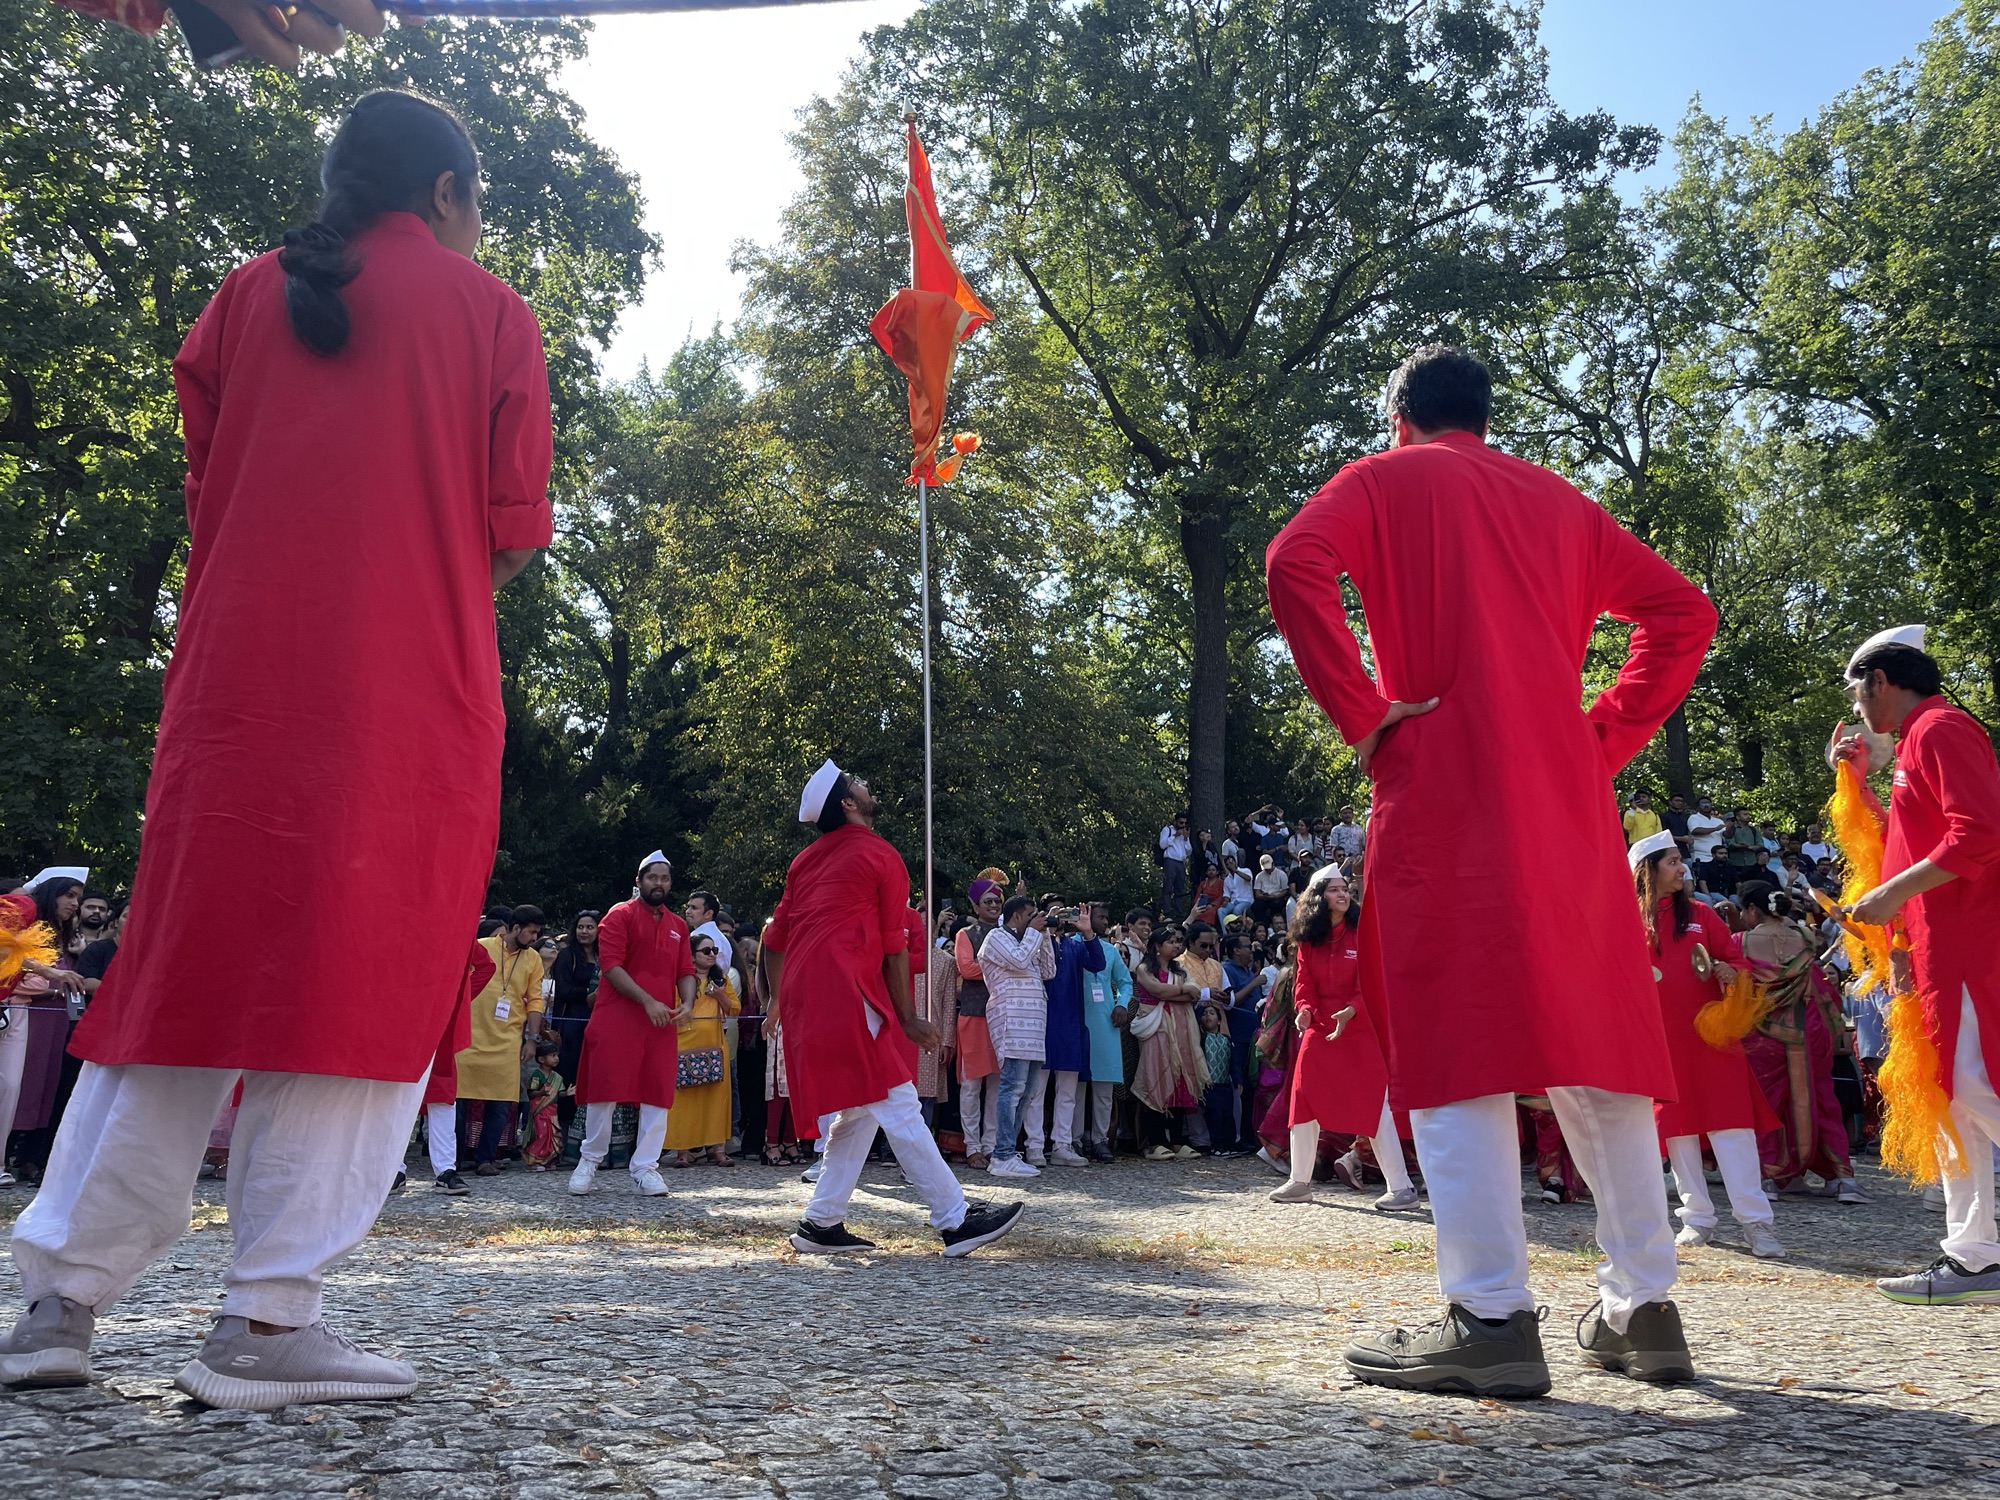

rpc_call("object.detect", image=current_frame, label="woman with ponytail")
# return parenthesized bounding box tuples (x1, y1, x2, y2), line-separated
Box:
(2, 91, 553, 1409)
(1628, 833, 1784, 1258)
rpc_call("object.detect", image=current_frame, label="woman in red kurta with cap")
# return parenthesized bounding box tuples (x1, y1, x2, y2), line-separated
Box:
(1268, 870, 1416, 1212)
(1628, 834, 1783, 1259)
(568, 853, 697, 1199)
(1266, 347, 1715, 1396)
(1836, 630, 2000, 1306)
(3, 91, 552, 1408)
(764, 760, 1022, 1258)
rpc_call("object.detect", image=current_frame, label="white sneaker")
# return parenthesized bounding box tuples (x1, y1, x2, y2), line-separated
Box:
(988, 1156, 1039, 1178)
(1675, 1223, 1712, 1247)
(800, 1160, 824, 1184)
(1268, 1179, 1314, 1203)
(1025, 1148, 1048, 1168)
(567, 1160, 600, 1195)
(1922, 1182, 1947, 1212)
(1049, 1146, 1090, 1168)
(1255, 1147, 1287, 1176)
(631, 1166, 669, 1197)
(1743, 1221, 1787, 1259)
(1834, 1177, 1869, 1205)
(0, 1170, 16, 1188)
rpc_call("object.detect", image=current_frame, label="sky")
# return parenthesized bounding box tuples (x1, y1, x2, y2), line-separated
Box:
(559, 0, 1948, 378)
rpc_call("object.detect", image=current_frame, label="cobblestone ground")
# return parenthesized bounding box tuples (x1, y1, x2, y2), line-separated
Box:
(2, 1152, 1995, 1499)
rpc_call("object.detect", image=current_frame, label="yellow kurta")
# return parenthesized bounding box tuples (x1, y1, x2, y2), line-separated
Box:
(665, 970, 741, 1150)
(454, 936, 545, 1103)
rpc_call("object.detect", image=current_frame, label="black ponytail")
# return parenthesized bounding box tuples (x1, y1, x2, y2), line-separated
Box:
(278, 90, 480, 356)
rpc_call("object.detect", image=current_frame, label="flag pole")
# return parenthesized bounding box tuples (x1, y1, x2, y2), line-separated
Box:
(919, 474, 935, 962)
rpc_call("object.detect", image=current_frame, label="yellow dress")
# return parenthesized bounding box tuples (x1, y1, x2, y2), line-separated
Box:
(454, 936, 544, 1103)
(665, 970, 741, 1151)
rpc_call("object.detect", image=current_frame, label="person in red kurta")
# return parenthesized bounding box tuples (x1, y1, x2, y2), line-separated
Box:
(420, 941, 496, 1199)
(1834, 630, 2000, 1306)
(2, 93, 552, 1408)
(1268, 871, 1415, 1211)
(567, 853, 697, 1200)
(764, 760, 1024, 1258)
(1266, 347, 1715, 1396)
(1627, 833, 1784, 1259)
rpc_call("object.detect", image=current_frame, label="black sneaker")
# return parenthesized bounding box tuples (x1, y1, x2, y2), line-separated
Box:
(940, 1199, 1026, 1258)
(434, 1170, 470, 1197)
(789, 1220, 877, 1254)
(1577, 1299, 1695, 1382)
(391, 1171, 407, 1192)
(1083, 1141, 1115, 1164)
(1344, 1304, 1551, 1398)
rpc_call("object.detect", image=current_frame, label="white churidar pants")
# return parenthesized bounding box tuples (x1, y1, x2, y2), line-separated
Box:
(425, 1101, 457, 1177)
(804, 1082, 966, 1231)
(959, 1072, 998, 1156)
(580, 1102, 669, 1173)
(1079, 1080, 1115, 1147)
(0, 1004, 30, 1163)
(1023, 1069, 1080, 1152)
(1666, 1128, 1772, 1229)
(12, 1062, 423, 1328)
(1942, 988, 2000, 1271)
(1412, 1088, 1677, 1333)
(1287, 1095, 1412, 1193)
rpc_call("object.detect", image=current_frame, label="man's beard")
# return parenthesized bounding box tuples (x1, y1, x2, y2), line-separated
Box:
(80, 914, 106, 930)
(642, 889, 670, 907)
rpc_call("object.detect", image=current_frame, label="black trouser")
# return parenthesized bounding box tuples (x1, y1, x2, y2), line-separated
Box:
(737, 1026, 767, 1157)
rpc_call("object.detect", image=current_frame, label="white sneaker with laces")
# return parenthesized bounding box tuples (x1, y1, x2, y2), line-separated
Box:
(1049, 1145, 1090, 1168)
(1675, 1223, 1712, 1247)
(567, 1159, 600, 1195)
(1743, 1221, 1787, 1259)
(988, 1155, 1039, 1178)
(1025, 1148, 1048, 1168)
(632, 1166, 669, 1196)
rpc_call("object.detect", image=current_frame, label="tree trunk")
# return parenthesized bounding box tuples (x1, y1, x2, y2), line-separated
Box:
(606, 625, 630, 739)
(1181, 502, 1228, 838)
(1662, 701, 1693, 799)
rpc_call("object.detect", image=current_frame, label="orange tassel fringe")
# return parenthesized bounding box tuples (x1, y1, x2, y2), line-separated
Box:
(1824, 753, 1960, 1183)
(0, 920, 57, 989)
(1695, 969, 1768, 1049)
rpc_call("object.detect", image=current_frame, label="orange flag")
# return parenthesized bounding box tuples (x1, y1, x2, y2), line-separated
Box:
(871, 117, 989, 483)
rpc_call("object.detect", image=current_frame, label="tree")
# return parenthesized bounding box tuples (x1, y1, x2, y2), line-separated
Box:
(0, 1, 652, 879)
(837, 0, 1654, 833)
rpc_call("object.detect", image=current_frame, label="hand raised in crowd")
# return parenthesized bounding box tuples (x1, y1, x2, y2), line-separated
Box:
(202, 0, 389, 68)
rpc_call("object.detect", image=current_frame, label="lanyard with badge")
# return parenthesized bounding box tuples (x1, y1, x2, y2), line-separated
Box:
(494, 947, 528, 1023)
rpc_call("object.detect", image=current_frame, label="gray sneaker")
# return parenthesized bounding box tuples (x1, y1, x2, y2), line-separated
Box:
(0, 1296, 94, 1389)
(1742, 1221, 1787, 1259)
(174, 1318, 418, 1411)
(1577, 1299, 1695, 1382)
(1344, 1304, 1550, 1398)
(1373, 1186, 1422, 1212)
(1875, 1254, 2000, 1306)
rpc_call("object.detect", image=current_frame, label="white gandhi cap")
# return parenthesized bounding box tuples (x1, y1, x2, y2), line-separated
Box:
(1846, 624, 1926, 675)
(799, 759, 843, 823)
(1628, 829, 1677, 871)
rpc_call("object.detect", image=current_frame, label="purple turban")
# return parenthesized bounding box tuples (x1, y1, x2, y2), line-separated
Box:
(967, 878, 999, 905)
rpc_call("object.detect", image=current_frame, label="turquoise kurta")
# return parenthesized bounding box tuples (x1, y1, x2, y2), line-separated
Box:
(1080, 938, 1132, 1083)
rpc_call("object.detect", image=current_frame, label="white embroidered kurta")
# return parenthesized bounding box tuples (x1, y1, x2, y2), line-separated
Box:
(978, 926, 1056, 1063)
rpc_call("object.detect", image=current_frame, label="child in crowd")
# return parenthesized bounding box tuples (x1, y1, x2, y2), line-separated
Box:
(522, 1037, 564, 1171)
(1197, 1004, 1238, 1154)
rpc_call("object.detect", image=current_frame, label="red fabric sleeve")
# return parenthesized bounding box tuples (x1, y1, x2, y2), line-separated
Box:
(486, 297, 554, 554)
(954, 926, 982, 979)
(905, 909, 928, 976)
(1696, 903, 1744, 964)
(172, 274, 231, 530)
(1265, 466, 1395, 745)
(876, 845, 911, 961)
(673, 914, 696, 982)
(1914, 713, 2000, 881)
(55, 0, 168, 35)
(596, 904, 629, 974)
(1581, 503, 1718, 774)
(763, 896, 790, 958)
(465, 940, 497, 994)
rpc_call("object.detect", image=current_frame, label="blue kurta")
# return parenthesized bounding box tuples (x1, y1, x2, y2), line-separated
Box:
(1043, 932, 1107, 1075)
(1078, 938, 1130, 1083)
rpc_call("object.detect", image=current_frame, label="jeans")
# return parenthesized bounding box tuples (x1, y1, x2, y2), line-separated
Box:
(462, 1099, 516, 1166)
(992, 1056, 1044, 1162)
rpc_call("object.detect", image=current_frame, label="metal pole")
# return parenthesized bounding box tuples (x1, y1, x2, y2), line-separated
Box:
(918, 476, 935, 960)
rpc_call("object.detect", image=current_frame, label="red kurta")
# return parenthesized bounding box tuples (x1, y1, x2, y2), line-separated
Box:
(765, 823, 915, 1127)
(1883, 696, 2000, 1097)
(74, 213, 553, 1081)
(424, 941, 495, 1108)
(1266, 431, 1716, 1109)
(1648, 901, 1779, 1141)
(575, 899, 696, 1110)
(1289, 930, 1393, 1135)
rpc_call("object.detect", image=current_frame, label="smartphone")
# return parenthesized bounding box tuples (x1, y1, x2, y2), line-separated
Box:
(169, 0, 247, 69)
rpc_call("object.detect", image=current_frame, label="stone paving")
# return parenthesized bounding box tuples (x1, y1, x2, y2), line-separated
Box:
(2, 1151, 1995, 1499)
